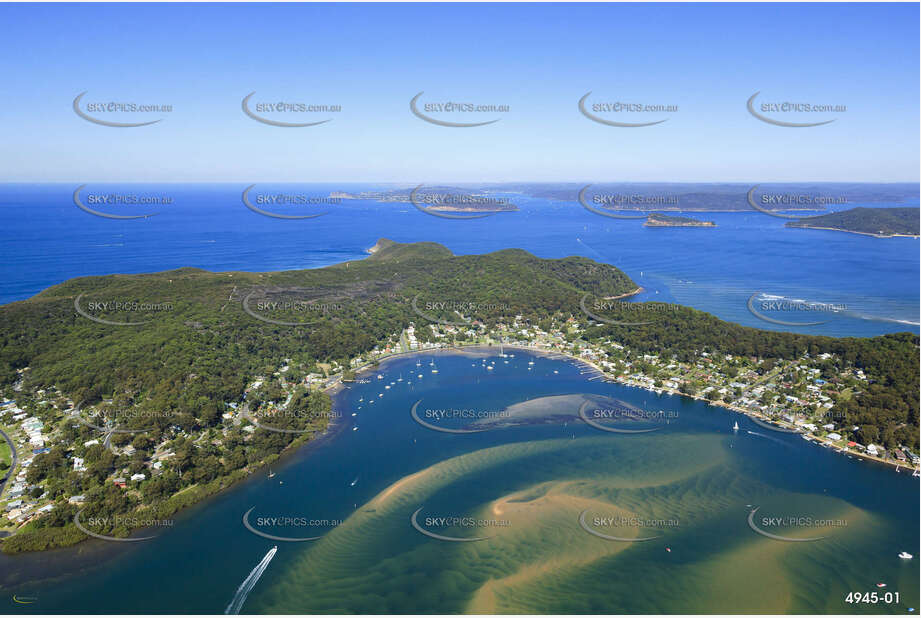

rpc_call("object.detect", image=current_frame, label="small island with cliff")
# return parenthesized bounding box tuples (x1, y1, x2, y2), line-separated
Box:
(644, 213, 716, 228)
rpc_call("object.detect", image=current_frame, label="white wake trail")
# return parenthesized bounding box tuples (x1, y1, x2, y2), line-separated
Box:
(225, 546, 277, 614)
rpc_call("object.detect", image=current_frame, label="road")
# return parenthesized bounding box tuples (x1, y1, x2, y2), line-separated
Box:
(0, 427, 18, 501)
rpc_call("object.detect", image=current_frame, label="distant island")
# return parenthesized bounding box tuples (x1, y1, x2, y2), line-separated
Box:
(330, 186, 518, 213)
(785, 207, 920, 238)
(644, 213, 715, 228)
(329, 183, 920, 214)
(506, 182, 918, 212)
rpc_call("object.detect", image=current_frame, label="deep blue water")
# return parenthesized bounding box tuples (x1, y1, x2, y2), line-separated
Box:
(0, 183, 918, 337)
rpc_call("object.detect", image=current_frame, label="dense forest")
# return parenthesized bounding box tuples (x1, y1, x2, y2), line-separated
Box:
(1, 239, 916, 446)
(786, 207, 920, 236)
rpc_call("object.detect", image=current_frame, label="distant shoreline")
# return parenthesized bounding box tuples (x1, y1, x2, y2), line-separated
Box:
(785, 224, 920, 239)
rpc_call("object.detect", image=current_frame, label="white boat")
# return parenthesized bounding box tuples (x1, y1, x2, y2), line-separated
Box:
(350, 477, 359, 487)
(417, 374, 423, 378)
(268, 470, 275, 478)
(486, 366, 493, 370)
(377, 375, 383, 380)
(352, 426, 358, 431)
(733, 421, 739, 431)
(899, 552, 913, 559)
(385, 385, 390, 389)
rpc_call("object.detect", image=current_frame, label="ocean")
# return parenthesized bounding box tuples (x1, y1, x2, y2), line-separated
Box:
(0, 183, 918, 337)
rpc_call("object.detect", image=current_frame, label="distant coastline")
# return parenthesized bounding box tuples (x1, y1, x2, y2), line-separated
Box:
(785, 225, 920, 239)
(784, 207, 920, 238)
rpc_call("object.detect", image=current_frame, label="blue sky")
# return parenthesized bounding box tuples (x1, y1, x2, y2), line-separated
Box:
(0, 2, 917, 182)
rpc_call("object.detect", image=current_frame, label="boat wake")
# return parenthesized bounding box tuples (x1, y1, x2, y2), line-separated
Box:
(745, 430, 793, 448)
(225, 546, 277, 614)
